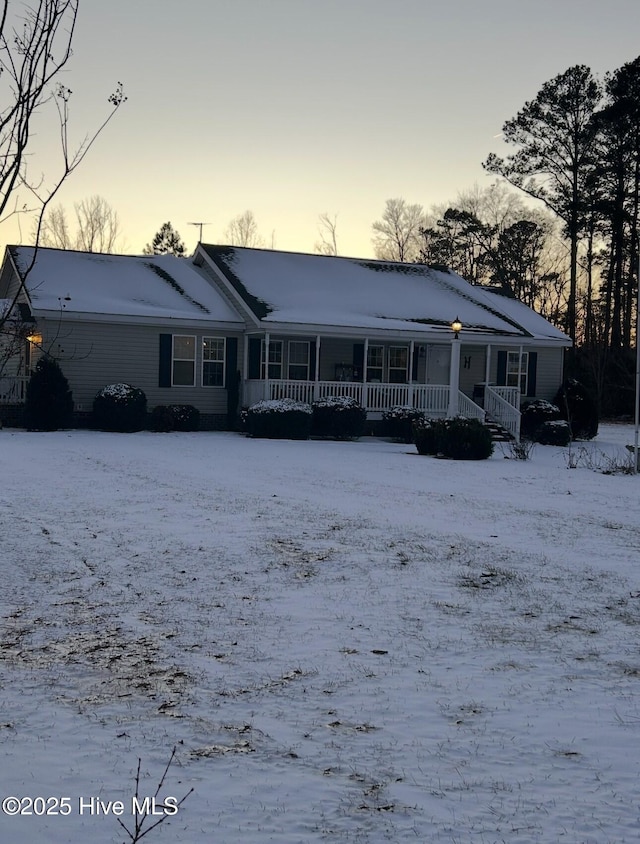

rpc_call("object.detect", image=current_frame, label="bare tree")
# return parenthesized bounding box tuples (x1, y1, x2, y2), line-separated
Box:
(314, 212, 339, 256)
(372, 198, 426, 262)
(0, 0, 126, 365)
(38, 195, 122, 252)
(225, 210, 264, 247)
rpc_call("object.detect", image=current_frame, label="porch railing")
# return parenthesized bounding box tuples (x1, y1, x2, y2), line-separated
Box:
(244, 379, 487, 420)
(0, 376, 28, 404)
(485, 385, 521, 441)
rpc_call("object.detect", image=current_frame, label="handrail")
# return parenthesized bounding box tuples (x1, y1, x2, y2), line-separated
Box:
(485, 386, 521, 441)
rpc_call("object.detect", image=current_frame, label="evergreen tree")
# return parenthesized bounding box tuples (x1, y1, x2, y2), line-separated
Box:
(24, 356, 74, 431)
(143, 222, 187, 257)
(484, 65, 602, 342)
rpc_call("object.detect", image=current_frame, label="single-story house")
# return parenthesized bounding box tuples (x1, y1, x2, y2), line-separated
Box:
(0, 243, 572, 436)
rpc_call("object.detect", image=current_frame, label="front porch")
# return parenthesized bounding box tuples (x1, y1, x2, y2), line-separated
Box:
(243, 378, 521, 440)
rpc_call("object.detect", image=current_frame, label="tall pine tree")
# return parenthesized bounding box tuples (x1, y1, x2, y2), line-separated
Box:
(143, 222, 187, 257)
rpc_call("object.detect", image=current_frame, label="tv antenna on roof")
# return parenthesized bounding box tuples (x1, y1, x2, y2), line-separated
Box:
(188, 222, 210, 243)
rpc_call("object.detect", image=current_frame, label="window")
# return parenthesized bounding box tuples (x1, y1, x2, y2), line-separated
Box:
(172, 335, 196, 386)
(506, 351, 528, 394)
(288, 341, 310, 380)
(202, 337, 225, 387)
(366, 345, 384, 382)
(388, 346, 408, 383)
(261, 340, 283, 379)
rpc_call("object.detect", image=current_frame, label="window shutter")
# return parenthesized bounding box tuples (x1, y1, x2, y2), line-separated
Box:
(412, 346, 420, 381)
(353, 343, 364, 382)
(159, 334, 172, 387)
(309, 341, 317, 380)
(527, 351, 537, 397)
(248, 338, 261, 379)
(496, 351, 507, 386)
(225, 337, 238, 388)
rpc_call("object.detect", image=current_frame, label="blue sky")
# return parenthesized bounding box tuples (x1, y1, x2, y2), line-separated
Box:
(6, 0, 640, 256)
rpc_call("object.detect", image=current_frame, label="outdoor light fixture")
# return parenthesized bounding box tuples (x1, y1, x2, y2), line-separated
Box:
(451, 317, 462, 339)
(26, 333, 42, 345)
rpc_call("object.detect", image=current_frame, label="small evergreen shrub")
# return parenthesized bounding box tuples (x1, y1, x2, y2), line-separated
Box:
(412, 417, 445, 455)
(382, 405, 426, 443)
(93, 383, 147, 432)
(150, 404, 200, 432)
(534, 419, 571, 446)
(520, 399, 562, 440)
(553, 378, 598, 440)
(311, 395, 366, 439)
(245, 398, 312, 440)
(24, 356, 73, 431)
(413, 416, 494, 460)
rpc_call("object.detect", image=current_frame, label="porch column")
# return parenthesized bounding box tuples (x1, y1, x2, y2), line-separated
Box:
(264, 331, 270, 400)
(408, 340, 415, 407)
(447, 335, 461, 417)
(485, 344, 492, 385)
(243, 334, 249, 382)
(363, 338, 369, 410)
(518, 345, 523, 397)
(314, 335, 321, 401)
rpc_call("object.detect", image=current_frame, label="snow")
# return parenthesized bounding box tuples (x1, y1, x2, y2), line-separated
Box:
(204, 246, 570, 343)
(0, 424, 639, 843)
(10, 248, 243, 323)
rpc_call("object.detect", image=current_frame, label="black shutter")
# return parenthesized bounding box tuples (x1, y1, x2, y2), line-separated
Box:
(412, 346, 420, 381)
(225, 337, 238, 387)
(496, 350, 507, 386)
(353, 343, 364, 382)
(248, 338, 261, 379)
(527, 351, 537, 397)
(309, 340, 317, 380)
(159, 334, 172, 387)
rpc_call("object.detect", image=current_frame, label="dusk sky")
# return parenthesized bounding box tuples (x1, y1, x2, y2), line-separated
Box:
(6, 0, 640, 257)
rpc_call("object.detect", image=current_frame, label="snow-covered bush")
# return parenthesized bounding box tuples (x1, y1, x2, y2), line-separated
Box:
(520, 399, 562, 440)
(245, 398, 312, 440)
(150, 404, 200, 432)
(382, 405, 426, 443)
(414, 416, 494, 460)
(24, 356, 73, 431)
(553, 378, 598, 440)
(311, 395, 366, 440)
(534, 419, 571, 446)
(93, 383, 147, 432)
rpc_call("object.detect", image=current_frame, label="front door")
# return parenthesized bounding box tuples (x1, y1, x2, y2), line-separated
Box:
(426, 345, 450, 384)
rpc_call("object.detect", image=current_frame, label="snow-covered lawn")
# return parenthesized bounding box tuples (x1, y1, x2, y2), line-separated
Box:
(1, 425, 639, 843)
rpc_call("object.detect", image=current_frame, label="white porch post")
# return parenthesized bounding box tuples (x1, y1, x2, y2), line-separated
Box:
(408, 340, 415, 407)
(363, 338, 369, 410)
(264, 331, 270, 400)
(314, 335, 321, 401)
(485, 343, 492, 385)
(447, 335, 461, 417)
(243, 334, 249, 382)
(518, 344, 523, 399)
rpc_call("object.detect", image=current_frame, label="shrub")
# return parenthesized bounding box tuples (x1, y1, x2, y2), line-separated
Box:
(24, 356, 73, 431)
(413, 416, 494, 460)
(150, 404, 200, 432)
(553, 378, 598, 440)
(413, 417, 445, 455)
(382, 405, 426, 443)
(93, 383, 147, 432)
(534, 419, 571, 446)
(311, 395, 366, 439)
(245, 398, 312, 440)
(520, 399, 562, 440)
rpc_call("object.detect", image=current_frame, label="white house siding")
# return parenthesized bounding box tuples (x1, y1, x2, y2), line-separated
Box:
(490, 346, 564, 402)
(458, 345, 487, 397)
(39, 318, 243, 414)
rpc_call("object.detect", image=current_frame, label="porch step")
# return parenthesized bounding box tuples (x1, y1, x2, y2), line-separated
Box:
(484, 417, 514, 442)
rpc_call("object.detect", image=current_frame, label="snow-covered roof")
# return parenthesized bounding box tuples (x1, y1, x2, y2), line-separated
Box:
(8, 246, 244, 324)
(200, 245, 571, 344)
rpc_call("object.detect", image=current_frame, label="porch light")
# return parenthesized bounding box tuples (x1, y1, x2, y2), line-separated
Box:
(27, 333, 42, 345)
(451, 317, 462, 339)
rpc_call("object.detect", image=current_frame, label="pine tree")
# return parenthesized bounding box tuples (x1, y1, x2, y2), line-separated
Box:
(143, 222, 187, 257)
(24, 357, 74, 431)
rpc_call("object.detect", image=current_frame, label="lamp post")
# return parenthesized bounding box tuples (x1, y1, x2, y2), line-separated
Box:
(447, 317, 462, 418)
